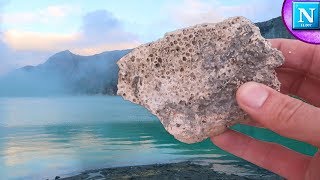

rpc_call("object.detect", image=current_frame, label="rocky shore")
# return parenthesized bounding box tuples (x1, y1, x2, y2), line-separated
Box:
(59, 161, 283, 180)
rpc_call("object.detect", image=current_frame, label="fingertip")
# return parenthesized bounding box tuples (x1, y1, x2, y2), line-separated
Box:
(236, 82, 269, 109)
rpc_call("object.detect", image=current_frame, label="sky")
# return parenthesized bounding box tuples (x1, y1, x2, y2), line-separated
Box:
(0, 0, 283, 74)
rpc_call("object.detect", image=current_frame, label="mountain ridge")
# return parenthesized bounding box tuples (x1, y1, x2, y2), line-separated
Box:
(0, 49, 131, 96)
(0, 16, 294, 96)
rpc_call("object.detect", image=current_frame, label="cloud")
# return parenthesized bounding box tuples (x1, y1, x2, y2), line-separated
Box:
(0, 9, 140, 74)
(79, 10, 139, 46)
(46, 5, 72, 17)
(3, 9, 140, 56)
(82, 10, 120, 36)
(0, 0, 283, 74)
(74, 10, 140, 54)
(218, 0, 282, 22)
(2, 5, 78, 25)
(3, 30, 79, 51)
(167, 0, 282, 27)
(167, 0, 223, 26)
(71, 42, 139, 55)
(0, 1, 15, 74)
(0, 3, 80, 74)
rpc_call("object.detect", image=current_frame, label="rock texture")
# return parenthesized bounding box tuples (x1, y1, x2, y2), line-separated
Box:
(117, 16, 284, 144)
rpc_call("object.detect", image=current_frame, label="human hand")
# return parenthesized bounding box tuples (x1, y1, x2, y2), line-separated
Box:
(211, 39, 320, 180)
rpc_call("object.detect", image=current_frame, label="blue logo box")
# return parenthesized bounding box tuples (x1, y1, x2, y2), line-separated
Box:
(292, 1, 320, 30)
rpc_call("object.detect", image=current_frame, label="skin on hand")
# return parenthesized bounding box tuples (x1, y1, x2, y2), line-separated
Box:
(211, 39, 320, 180)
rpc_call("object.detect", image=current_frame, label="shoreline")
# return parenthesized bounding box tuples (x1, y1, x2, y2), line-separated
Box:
(59, 161, 283, 180)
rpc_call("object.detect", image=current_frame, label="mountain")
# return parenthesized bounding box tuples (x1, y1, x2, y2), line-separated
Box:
(0, 16, 293, 97)
(0, 49, 131, 96)
(256, 16, 294, 39)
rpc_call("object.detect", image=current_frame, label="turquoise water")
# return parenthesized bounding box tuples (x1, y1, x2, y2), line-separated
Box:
(0, 96, 317, 179)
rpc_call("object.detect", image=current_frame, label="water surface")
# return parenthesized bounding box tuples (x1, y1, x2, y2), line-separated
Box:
(0, 96, 316, 179)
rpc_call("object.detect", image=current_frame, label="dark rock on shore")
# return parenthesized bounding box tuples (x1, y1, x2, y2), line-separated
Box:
(60, 161, 283, 180)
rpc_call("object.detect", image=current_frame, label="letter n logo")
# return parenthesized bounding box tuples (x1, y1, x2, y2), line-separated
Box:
(293, 1, 320, 30)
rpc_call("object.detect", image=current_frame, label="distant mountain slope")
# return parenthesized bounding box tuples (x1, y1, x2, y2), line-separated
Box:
(0, 16, 293, 97)
(0, 49, 131, 96)
(256, 16, 294, 39)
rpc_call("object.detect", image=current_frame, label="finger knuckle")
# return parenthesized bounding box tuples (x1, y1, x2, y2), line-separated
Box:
(272, 99, 304, 132)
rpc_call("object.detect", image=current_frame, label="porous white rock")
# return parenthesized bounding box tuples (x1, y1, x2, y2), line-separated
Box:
(117, 16, 284, 143)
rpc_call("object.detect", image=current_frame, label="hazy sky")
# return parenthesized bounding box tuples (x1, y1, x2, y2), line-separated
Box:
(0, 0, 282, 74)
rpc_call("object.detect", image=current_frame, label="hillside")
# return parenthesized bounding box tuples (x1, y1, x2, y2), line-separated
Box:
(255, 16, 294, 39)
(0, 16, 293, 96)
(0, 50, 131, 96)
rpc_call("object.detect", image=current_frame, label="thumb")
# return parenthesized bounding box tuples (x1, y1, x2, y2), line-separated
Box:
(236, 82, 320, 147)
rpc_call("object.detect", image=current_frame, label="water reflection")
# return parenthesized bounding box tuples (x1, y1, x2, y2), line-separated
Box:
(0, 96, 317, 179)
(2, 120, 317, 179)
(0, 121, 228, 179)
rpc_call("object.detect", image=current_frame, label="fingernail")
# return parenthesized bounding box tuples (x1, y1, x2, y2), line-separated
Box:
(237, 82, 269, 109)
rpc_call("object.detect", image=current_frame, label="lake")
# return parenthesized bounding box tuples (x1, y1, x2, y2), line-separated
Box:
(0, 96, 316, 179)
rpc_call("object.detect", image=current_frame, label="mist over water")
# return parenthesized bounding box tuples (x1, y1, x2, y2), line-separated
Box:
(0, 69, 68, 97)
(0, 96, 151, 127)
(0, 49, 131, 97)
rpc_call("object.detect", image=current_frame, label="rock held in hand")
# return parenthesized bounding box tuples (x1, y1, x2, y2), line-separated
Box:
(117, 16, 284, 143)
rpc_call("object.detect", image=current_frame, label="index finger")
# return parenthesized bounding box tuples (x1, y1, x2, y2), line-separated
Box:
(270, 39, 320, 78)
(270, 39, 320, 106)
(211, 130, 311, 180)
